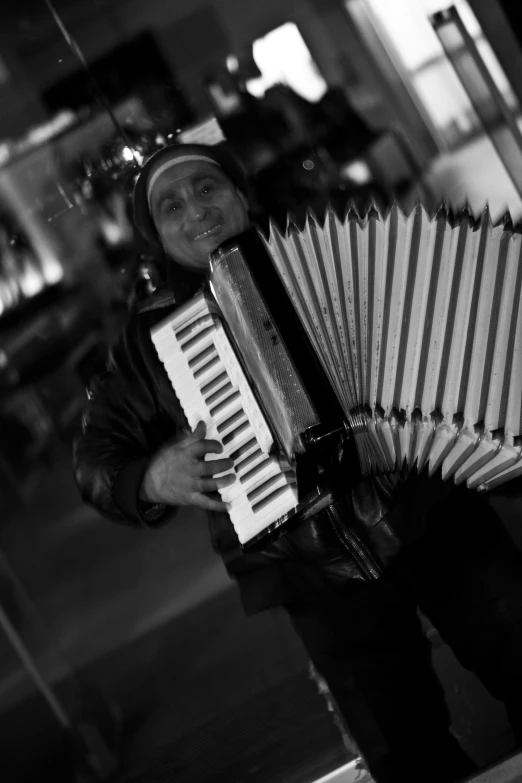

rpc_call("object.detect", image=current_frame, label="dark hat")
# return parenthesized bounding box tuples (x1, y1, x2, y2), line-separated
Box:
(133, 143, 249, 248)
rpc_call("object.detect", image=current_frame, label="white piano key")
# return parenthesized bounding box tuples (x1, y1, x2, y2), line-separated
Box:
(236, 484, 299, 543)
(222, 457, 281, 504)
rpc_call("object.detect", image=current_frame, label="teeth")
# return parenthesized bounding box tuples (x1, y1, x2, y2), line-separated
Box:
(194, 225, 221, 240)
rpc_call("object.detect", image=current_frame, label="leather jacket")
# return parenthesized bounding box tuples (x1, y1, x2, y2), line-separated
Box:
(73, 283, 519, 615)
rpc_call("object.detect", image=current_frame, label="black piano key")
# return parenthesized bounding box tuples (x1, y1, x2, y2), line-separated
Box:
(239, 456, 273, 485)
(201, 371, 228, 397)
(206, 381, 233, 408)
(235, 447, 264, 476)
(230, 438, 258, 463)
(188, 345, 217, 369)
(222, 420, 250, 445)
(217, 409, 247, 434)
(210, 389, 241, 418)
(194, 354, 220, 379)
(180, 325, 215, 353)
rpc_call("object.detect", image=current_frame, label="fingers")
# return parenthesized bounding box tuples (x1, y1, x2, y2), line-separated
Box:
(190, 493, 230, 512)
(189, 438, 225, 458)
(194, 473, 236, 494)
(196, 458, 234, 477)
(180, 420, 207, 446)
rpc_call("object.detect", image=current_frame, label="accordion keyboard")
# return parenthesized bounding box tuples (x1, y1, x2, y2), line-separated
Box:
(151, 293, 299, 545)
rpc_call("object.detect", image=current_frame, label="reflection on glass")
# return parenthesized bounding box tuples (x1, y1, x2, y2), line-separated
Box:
(355, 0, 518, 149)
(247, 22, 328, 103)
(431, 5, 522, 198)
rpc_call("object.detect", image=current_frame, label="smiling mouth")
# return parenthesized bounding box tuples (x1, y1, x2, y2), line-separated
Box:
(193, 224, 222, 241)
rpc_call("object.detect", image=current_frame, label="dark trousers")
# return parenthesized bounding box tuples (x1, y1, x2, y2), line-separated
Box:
(285, 495, 522, 783)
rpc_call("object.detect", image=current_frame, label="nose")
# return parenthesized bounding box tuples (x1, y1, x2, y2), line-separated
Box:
(186, 197, 208, 221)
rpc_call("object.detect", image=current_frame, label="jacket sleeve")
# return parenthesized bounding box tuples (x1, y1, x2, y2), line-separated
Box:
(73, 308, 185, 527)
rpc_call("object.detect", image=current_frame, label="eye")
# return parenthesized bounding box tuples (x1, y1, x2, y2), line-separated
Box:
(199, 182, 215, 196)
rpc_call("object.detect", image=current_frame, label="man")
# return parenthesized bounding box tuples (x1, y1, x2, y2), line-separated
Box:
(74, 143, 522, 783)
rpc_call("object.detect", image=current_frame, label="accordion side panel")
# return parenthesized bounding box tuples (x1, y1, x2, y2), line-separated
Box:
(466, 241, 522, 489)
(368, 210, 388, 413)
(484, 233, 521, 433)
(347, 211, 367, 406)
(454, 218, 493, 424)
(440, 221, 491, 480)
(327, 210, 360, 410)
(377, 206, 414, 416)
(395, 206, 436, 415)
(417, 214, 455, 415)
(440, 221, 483, 422)
(268, 226, 335, 395)
(462, 225, 504, 429)
(322, 209, 361, 411)
(502, 241, 522, 440)
(336, 211, 365, 410)
(267, 223, 320, 353)
(286, 227, 342, 398)
(301, 217, 353, 410)
(366, 209, 381, 409)
(308, 213, 356, 412)
(475, 282, 522, 487)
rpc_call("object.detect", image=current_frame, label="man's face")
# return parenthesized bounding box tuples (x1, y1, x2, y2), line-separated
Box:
(149, 160, 250, 272)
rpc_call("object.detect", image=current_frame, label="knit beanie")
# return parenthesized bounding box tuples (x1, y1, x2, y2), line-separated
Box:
(133, 143, 249, 249)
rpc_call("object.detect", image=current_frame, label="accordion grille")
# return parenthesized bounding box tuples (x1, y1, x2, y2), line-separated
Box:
(210, 245, 320, 459)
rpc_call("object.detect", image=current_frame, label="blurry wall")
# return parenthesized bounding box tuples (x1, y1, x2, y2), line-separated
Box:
(496, 1, 522, 49)
(0, 0, 412, 143)
(0, 35, 49, 140)
(468, 0, 522, 108)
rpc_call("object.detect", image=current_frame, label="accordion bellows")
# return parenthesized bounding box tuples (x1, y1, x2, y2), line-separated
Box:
(263, 203, 522, 492)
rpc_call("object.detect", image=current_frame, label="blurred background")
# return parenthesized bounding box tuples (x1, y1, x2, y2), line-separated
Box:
(1, 0, 522, 781)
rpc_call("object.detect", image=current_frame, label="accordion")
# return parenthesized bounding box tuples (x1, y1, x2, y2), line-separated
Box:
(152, 204, 522, 546)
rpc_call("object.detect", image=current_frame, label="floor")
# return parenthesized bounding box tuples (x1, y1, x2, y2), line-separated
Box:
(0, 441, 357, 782)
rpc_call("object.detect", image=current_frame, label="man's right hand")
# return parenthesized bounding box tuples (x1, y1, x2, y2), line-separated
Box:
(139, 421, 235, 512)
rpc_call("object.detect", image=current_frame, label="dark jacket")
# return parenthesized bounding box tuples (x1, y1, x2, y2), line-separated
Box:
(73, 283, 520, 615)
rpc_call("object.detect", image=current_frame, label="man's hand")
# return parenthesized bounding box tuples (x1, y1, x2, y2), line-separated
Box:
(139, 421, 235, 512)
